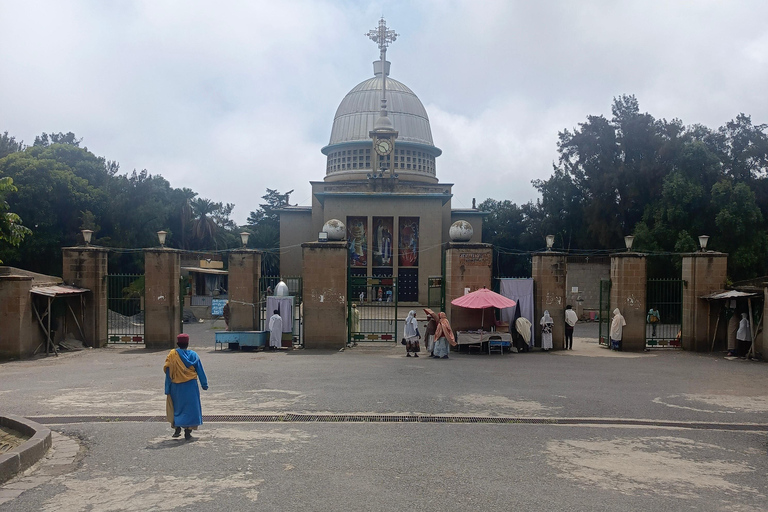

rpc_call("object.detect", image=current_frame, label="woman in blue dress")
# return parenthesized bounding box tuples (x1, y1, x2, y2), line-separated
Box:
(164, 333, 208, 440)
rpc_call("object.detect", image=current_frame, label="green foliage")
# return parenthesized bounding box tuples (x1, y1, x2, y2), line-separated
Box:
(524, 97, 768, 281)
(246, 188, 293, 275)
(0, 177, 32, 263)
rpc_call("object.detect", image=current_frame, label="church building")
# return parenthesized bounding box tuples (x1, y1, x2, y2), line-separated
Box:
(279, 19, 484, 305)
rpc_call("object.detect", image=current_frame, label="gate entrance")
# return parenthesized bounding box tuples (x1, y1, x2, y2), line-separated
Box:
(598, 278, 611, 347)
(348, 274, 398, 344)
(259, 276, 303, 346)
(107, 274, 144, 344)
(645, 278, 683, 349)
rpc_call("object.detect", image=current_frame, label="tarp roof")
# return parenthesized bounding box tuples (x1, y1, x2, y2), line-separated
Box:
(181, 266, 228, 275)
(700, 290, 761, 300)
(31, 285, 90, 297)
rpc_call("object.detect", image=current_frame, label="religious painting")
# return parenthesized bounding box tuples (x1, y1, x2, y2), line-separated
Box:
(398, 217, 419, 267)
(372, 217, 394, 267)
(347, 216, 367, 266)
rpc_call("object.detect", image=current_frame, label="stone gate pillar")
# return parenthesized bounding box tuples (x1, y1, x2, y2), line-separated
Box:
(228, 249, 261, 331)
(302, 241, 347, 349)
(0, 270, 36, 359)
(609, 252, 647, 351)
(62, 246, 108, 347)
(144, 248, 181, 349)
(445, 242, 493, 331)
(532, 251, 567, 349)
(681, 252, 727, 351)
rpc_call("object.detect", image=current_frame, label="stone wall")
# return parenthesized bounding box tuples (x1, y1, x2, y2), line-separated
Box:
(0, 273, 38, 359)
(681, 253, 728, 352)
(62, 247, 108, 347)
(228, 250, 261, 331)
(609, 253, 647, 351)
(532, 252, 567, 349)
(445, 243, 493, 331)
(565, 260, 610, 319)
(144, 249, 181, 350)
(302, 241, 347, 349)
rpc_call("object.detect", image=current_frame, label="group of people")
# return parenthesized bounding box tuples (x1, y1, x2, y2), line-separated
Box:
(403, 309, 456, 358)
(538, 305, 580, 351)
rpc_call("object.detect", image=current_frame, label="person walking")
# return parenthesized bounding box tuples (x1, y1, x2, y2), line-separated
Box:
(610, 308, 626, 351)
(431, 312, 455, 359)
(540, 310, 554, 351)
(403, 310, 421, 357)
(564, 305, 578, 350)
(268, 309, 283, 350)
(164, 333, 208, 440)
(736, 312, 751, 357)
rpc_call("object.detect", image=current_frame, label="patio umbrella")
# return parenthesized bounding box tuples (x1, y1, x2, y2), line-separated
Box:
(450, 288, 517, 330)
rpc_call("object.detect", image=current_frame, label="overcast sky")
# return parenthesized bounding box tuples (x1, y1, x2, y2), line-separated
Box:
(2, 0, 767, 224)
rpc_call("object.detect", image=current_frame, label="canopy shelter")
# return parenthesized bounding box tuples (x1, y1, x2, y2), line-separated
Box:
(451, 288, 517, 330)
(701, 289, 763, 356)
(30, 284, 90, 356)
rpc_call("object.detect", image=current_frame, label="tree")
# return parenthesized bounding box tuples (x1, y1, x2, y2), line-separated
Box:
(246, 188, 293, 275)
(0, 177, 32, 263)
(0, 132, 24, 159)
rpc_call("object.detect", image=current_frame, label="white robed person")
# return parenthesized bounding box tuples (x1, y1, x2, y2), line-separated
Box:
(268, 309, 282, 350)
(539, 310, 554, 351)
(610, 308, 626, 351)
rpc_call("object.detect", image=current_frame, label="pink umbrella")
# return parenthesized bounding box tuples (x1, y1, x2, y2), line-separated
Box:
(451, 288, 516, 330)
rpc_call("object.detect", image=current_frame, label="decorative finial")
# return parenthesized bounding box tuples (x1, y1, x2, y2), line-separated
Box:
(366, 17, 398, 56)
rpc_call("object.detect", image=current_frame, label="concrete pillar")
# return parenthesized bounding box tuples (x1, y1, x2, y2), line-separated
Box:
(681, 252, 727, 352)
(532, 252, 567, 349)
(0, 271, 37, 359)
(609, 252, 647, 351)
(302, 241, 347, 349)
(62, 246, 109, 348)
(445, 243, 493, 331)
(144, 248, 181, 349)
(227, 249, 261, 331)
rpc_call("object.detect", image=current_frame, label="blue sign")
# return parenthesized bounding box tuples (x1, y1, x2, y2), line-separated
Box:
(211, 299, 227, 316)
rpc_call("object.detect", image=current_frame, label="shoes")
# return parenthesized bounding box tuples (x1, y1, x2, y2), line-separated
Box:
(406, 353, 412, 357)
(184, 428, 192, 440)
(414, 353, 419, 357)
(172, 427, 181, 438)
(441, 355, 449, 359)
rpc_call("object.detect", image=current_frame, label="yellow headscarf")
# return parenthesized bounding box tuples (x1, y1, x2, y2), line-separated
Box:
(163, 349, 198, 384)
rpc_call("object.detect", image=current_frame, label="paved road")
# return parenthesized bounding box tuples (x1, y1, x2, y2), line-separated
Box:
(1, 322, 766, 511)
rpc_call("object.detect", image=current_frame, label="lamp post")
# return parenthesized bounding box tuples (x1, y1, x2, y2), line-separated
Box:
(545, 235, 555, 251)
(240, 231, 250, 248)
(157, 230, 167, 248)
(698, 235, 709, 252)
(81, 229, 93, 246)
(624, 235, 635, 252)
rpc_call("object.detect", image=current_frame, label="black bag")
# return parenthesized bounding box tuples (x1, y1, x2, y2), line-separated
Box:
(401, 338, 407, 345)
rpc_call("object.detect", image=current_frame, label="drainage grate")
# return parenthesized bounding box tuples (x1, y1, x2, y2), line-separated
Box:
(26, 414, 768, 432)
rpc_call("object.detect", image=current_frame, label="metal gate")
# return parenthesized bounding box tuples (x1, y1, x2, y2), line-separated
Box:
(107, 274, 144, 344)
(259, 276, 303, 346)
(348, 274, 398, 343)
(598, 278, 611, 346)
(645, 278, 683, 349)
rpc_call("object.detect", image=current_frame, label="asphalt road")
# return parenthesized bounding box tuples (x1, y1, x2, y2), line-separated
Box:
(1, 322, 766, 511)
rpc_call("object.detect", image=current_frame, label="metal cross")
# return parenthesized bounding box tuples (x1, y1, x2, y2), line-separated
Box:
(366, 18, 398, 58)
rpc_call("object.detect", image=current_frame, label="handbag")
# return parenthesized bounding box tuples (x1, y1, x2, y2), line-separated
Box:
(401, 338, 406, 345)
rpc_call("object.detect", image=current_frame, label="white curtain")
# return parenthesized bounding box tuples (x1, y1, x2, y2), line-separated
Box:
(499, 278, 534, 342)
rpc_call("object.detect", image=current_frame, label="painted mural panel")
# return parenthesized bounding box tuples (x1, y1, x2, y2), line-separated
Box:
(372, 217, 394, 267)
(347, 216, 367, 266)
(399, 217, 419, 267)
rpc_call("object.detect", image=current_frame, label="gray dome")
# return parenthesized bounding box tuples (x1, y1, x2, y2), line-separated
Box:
(327, 76, 435, 146)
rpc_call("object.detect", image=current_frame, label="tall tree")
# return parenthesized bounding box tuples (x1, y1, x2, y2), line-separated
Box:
(0, 177, 31, 263)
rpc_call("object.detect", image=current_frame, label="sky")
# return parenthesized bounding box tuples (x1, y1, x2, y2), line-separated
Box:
(2, 0, 767, 224)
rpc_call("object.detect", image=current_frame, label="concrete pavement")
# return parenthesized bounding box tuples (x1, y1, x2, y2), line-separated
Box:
(0, 322, 766, 511)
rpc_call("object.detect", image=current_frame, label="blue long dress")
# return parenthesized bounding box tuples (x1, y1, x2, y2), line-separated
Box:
(165, 349, 208, 428)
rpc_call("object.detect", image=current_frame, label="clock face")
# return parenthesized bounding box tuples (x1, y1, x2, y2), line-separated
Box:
(374, 138, 392, 155)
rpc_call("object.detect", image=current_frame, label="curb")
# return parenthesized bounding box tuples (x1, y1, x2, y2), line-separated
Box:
(0, 415, 52, 485)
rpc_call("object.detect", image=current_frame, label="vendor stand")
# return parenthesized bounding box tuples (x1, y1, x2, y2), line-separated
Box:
(451, 288, 516, 355)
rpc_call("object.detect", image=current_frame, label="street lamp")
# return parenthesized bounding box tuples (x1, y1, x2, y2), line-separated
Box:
(240, 232, 250, 248)
(545, 235, 555, 251)
(81, 229, 93, 246)
(157, 230, 167, 248)
(624, 235, 635, 251)
(698, 235, 710, 252)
